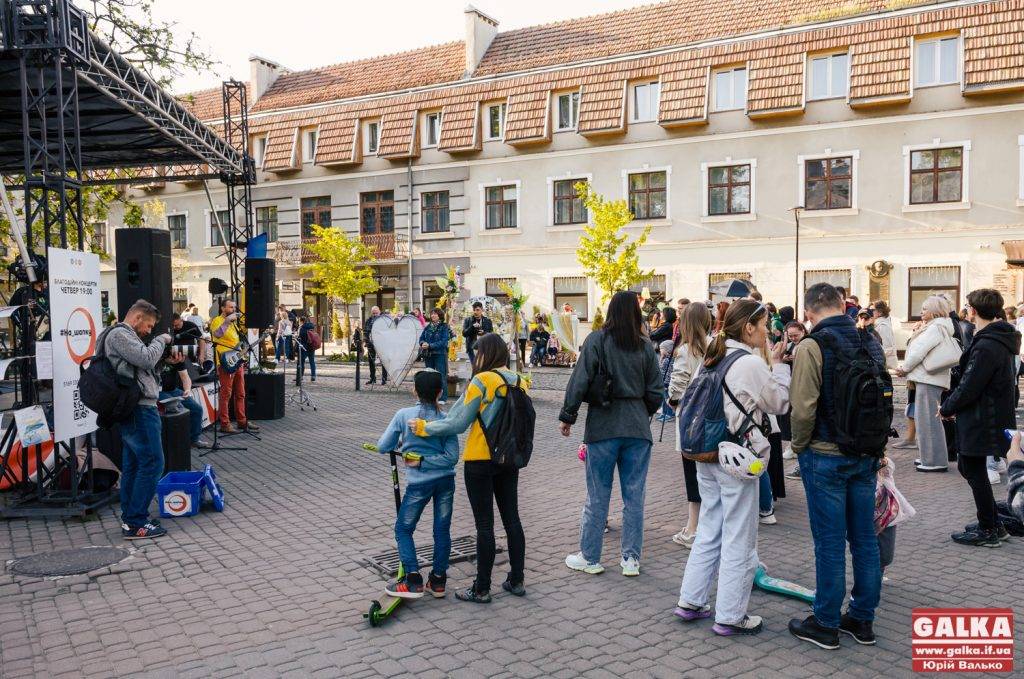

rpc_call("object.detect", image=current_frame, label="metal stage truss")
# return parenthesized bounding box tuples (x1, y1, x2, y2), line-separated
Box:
(0, 0, 254, 517)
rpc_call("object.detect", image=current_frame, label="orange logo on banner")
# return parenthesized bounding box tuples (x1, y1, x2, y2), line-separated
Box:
(64, 306, 97, 365)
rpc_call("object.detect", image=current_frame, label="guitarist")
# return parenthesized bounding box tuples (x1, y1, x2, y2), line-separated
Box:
(210, 299, 259, 434)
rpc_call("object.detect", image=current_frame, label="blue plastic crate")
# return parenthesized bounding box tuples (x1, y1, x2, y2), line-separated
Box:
(157, 470, 205, 518)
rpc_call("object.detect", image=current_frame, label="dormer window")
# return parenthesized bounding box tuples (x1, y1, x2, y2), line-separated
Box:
(365, 121, 380, 155)
(251, 135, 267, 168)
(915, 35, 960, 87)
(713, 66, 747, 112)
(424, 112, 442, 148)
(631, 81, 660, 123)
(301, 128, 318, 163)
(556, 91, 580, 131)
(485, 102, 506, 141)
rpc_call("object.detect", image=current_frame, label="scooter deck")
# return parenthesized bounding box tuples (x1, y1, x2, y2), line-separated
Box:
(753, 565, 815, 604)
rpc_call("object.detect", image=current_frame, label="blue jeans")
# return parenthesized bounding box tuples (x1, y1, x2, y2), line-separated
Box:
(530, 344, 545, 366)
(275, 336, 292, 360)
(159, 388, 203, 443)
(424, 353, 448, 399)
(580, 437, 652, 562)
(799, 450, 881, 628)
(758, 469, 774, 514)
(395, 475, 455, 575)
(119, 405, 164, 528)
(297, 346, 316, 381)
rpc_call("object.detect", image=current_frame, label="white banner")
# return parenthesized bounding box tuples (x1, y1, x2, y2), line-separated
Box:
(48, 247, 102, 442)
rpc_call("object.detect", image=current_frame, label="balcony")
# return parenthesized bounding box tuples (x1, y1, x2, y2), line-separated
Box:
(294, 232, 409, 265)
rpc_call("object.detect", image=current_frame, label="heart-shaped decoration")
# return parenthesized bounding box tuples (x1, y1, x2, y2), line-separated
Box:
(370, 314, 422, 386)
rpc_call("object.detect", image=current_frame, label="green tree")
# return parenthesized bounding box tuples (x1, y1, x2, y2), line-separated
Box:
(299, 225, 379, 350)
(575, 183, 654, 303)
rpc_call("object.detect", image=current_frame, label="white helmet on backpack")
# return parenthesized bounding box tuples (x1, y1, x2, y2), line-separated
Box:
(718, 441, 766, 480)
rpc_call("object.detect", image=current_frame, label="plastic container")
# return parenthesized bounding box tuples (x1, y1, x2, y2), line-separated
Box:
(157, 470, 206, 518)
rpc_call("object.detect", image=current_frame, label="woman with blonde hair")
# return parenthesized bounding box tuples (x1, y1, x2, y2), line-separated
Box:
(897, 295, 961, 472)
(667, 302, 713, 547)
(675, 299, 790, 636)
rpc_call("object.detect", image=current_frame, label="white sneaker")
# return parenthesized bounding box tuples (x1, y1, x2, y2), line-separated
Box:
(620, 556, 640, 577)
(759, 510, 777, 525)
(672, 529, 696, 548)
(565, 552, 604, 574)
(988, 468, 1001, 485)
(782, 446, 797, 460)
(992, 459, 1008, 474)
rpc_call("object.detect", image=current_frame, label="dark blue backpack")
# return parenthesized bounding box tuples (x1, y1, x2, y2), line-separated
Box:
(678, 349, 764, 462)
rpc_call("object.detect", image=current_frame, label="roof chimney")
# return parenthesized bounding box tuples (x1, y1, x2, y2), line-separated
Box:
(464, 5, 498, 77)
(249, 55, 283, 102)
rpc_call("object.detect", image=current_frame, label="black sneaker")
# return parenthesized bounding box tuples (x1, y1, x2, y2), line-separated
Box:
(454, 583, 492, 604)
(121, 522, 167, 540)
(425, 572, 447, 599)
(789, 615, 840, 650)
(365, 379, 377, 385)
(965, 522, 1011, 541)
(385, 572, 424, 599)
(951, 527, 1002, 547)
(839, 613, 876, 645)
(501, 578, 526, 597)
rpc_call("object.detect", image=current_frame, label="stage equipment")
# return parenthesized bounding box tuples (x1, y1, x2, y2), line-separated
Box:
(245, 371, 285, 420)
(116, 228, 172, 331)
(243, 258, 276, 330)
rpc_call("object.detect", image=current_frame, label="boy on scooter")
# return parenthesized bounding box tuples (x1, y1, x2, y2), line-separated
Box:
(376, 370, 460, 598)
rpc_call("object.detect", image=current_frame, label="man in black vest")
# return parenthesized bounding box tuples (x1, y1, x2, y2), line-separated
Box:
(364, 306, 388, 385)
(940, 288, 1020, 547)
(462, 302, 492, 365)
(788, 283, 885, 650)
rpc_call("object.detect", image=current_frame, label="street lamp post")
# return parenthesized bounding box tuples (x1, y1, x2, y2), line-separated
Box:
(791, 206, 803, 317)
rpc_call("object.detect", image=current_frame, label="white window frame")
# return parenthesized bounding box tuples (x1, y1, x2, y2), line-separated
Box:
(796, 148, 860, 217)
(620, 164, 672, 224)
(901, 138, 971, 212)
(630, 81, 660, 123)
(554, 90, 581, 132)
(712, 66, 748, 112)
(700, 158, 757, 222)
(166, 211, 189, 249)
(417, 188, 453, 238)
(913, 35, 961, 89)
(301, 128, 318, 163)
(545, 172, 593, 228)
(91, 219, 109, 254)
(1018, 135, 1024, 207)
(477, 179, 521, 233)
(423, 112, 442, 148)
(365, 120, 380, 155)
(484, 102, 507, 142)
(807, 51, 850, 101)
(252, 135, 268, 169)
(204, 207, 231, 248)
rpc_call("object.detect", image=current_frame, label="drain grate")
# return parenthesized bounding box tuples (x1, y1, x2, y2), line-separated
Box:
(365, 535, 500, 577)
(7, 547, 129, 577)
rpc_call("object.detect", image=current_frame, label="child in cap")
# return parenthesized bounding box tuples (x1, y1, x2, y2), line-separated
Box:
(376, 369, 460, 598)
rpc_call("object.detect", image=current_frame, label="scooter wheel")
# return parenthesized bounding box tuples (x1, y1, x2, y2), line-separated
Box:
(366, 600, 382, 627)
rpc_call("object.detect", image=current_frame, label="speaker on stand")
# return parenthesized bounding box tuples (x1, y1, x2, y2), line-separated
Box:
(244, 258, 276, 331)
(115, 228, 173, 334)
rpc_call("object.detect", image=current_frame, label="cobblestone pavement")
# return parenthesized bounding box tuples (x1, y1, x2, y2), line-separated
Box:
(2, 364, 1022, 678)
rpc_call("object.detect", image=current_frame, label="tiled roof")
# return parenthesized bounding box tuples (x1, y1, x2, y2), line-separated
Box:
(176, 86, 226, 121)
(216, 1, 1023, 171)
(251, 42, 466, 113)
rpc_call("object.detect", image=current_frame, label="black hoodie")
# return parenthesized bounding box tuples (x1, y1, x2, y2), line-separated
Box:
(940, 320, 1021, 457)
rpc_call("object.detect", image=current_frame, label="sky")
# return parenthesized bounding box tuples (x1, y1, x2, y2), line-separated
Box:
(159, 0, 653, 94)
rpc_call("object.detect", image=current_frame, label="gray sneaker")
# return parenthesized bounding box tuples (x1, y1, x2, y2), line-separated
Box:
(192, 435, 212, 449)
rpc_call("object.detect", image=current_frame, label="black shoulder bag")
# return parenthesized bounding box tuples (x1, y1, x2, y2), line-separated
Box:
(583, 332, 615, 408)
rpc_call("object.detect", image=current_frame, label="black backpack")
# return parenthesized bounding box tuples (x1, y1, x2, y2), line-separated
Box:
(476, 371, 535, 470)
(810, 330, 893, 458)
(79, 326, 142, 429)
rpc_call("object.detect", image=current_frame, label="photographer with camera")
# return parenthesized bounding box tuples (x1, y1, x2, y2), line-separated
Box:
(210, 299, 259, 434)
(462, 301, 493, 365)
(158, 345, 209, 449)
(103, 299, 174, 540)
(171, 312, 208, 370)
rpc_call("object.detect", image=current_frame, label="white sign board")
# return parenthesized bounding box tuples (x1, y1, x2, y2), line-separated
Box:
(48, 247, 102, 442)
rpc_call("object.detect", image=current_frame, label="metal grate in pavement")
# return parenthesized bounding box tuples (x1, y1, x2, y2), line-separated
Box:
(7, 547, 129, 577)
(365, 535, 501, 577)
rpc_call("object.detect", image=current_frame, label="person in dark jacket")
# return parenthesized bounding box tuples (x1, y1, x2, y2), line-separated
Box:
(462, 302, 493, 364)
(649, 307, 677, 346)
(528, 323, 550, 366)
(296, 315, 317, 384)
(419, 308, 452, 402)
(559, 291, 663, 577)
(364, 306, 388, 385)
(939, 288, 1021, 547)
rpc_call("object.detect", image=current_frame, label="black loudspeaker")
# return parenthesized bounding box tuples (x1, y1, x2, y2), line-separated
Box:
(244, 258, 276, 330)
(116, 228, 172, 332)
(245, 371, 285, 420)
(161, 409, 192, 473)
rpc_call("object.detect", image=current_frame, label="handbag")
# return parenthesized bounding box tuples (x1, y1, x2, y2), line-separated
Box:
(922, 328, 962, 373)
(583, 332, 614, 408)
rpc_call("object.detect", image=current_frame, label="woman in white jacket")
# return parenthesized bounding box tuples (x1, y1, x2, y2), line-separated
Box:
(897, 295, 959, 471)
(872, 300, 898, 370)
(675, 299, 790, 636)
(667, 302, 712, 548)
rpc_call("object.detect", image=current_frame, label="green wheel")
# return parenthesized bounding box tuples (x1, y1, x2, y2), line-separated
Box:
(366, 600, 382, 627)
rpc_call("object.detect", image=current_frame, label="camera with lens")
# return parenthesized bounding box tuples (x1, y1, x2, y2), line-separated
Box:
(164, 344, 200, 362)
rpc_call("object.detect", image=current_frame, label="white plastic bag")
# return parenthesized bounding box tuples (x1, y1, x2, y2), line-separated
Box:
(879, 463, 916, 528)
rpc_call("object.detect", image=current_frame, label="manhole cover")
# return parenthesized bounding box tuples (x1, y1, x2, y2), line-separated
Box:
(365, 535, 499, 577)
(8, 547, 129, 577)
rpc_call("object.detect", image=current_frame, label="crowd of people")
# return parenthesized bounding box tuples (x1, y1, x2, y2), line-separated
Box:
(373, 282, 1024, 652)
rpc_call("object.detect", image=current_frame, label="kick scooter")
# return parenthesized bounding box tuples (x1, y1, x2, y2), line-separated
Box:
(753, 562, 815, 604)
(360, 442, 421, 627)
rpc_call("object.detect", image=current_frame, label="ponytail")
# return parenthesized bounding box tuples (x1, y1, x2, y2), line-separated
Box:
(703, 332, 729, 367)
(704, 298, 767, 368)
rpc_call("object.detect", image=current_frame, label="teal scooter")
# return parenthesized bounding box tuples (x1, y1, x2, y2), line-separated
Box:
(753, 562, 815, 604)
